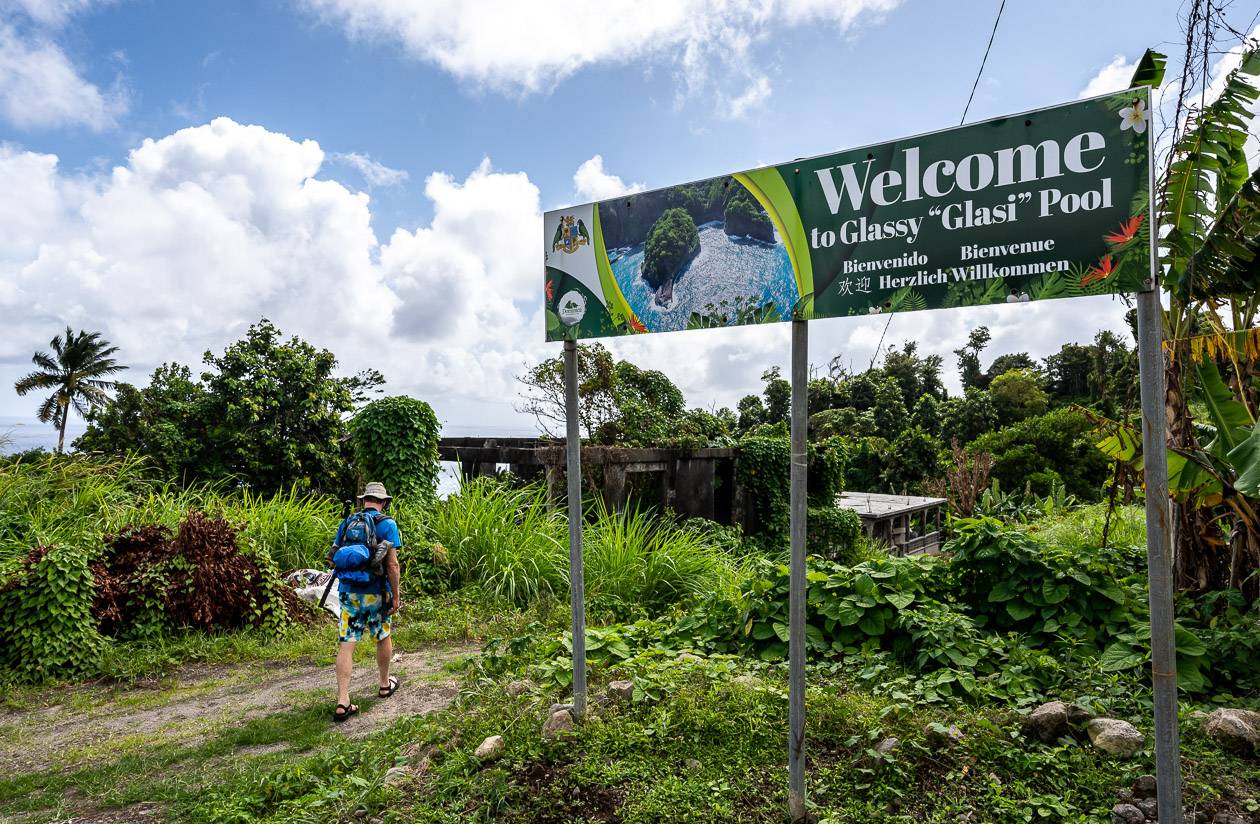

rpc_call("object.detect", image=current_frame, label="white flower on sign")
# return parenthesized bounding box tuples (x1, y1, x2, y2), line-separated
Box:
(1119, 99, 1149, 134)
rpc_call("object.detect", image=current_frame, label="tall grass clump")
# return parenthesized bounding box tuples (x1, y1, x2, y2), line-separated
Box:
(430, 477, 566, 605)
(219, 487, 341, 571)
(429, 477, 747, 615)
(583, 498, 740, 618)
(1029, 501, 1147, 573)
(0, 454, 187, 565)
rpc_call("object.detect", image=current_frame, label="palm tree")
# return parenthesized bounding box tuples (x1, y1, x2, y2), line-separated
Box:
(14, 328, 126, 453)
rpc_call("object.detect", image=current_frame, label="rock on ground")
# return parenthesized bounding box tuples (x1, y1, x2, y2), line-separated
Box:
(1023, 701, 1071, 743)
(1202, 708, 1260, 755)
(543, 708, 575, 737)
(1111, 803, 1145, 824)
(607, 680, 634, 702)
(505, 680, 533, 698)
(475, 735, 505, 760)
(1088, 718, 1145, 758)
(383, 765, 410, 787)
(926, 723, 964, 747)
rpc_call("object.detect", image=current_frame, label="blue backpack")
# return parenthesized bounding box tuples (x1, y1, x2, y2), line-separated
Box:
(330, 511, 391, 585)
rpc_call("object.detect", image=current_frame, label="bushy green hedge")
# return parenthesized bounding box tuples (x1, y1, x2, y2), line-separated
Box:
(806, 505, 863, 564)
(350, 395, 441, 503)
(0, 544, 107, 683)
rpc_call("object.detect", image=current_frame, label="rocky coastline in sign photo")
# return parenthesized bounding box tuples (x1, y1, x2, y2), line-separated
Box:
(598, 176, 797, 331)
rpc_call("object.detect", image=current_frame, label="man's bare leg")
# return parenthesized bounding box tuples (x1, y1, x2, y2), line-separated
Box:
(336, 640, 356, 709)
(376, 634, 393, 691)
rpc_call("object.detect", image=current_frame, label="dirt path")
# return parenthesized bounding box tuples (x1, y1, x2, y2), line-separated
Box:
(0, 643, 475, 777)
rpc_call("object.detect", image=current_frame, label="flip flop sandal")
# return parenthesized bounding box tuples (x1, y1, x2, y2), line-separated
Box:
(378, 676, 399, 698)
(332, 703, 359, 723)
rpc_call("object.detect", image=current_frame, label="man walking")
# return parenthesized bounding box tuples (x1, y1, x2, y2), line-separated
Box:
(329, 482, 402, 722)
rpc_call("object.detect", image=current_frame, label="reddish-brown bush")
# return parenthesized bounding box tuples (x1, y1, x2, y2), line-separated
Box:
(94, 511, 298, 636)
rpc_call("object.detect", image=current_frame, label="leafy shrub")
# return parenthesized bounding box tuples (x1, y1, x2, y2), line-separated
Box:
(736, 435, 847, 548)
(970, 407, 1109, 500)
(94, 512, 297, 640)
(350, 395, 441, 503)
(807, 506, 863, 563)
(943, 516, 1137, 641)
(0, 544, 107, 683)
(809, 437, 847, 503)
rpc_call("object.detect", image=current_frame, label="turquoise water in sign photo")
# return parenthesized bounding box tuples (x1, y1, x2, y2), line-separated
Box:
(609, 222, 798, 333)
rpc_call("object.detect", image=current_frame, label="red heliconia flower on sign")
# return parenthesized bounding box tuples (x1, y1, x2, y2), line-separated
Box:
(1104, 213, 1145, 245)
(1080, 255, 1115, 287)
(628, 316, 646, 333)
(545, 280, 554, 301)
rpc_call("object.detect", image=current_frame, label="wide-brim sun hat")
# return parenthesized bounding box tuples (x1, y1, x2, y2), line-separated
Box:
(357, 481, 392, 502)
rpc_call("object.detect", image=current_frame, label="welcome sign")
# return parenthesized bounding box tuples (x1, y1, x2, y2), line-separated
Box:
(543, 89, 1152, 341)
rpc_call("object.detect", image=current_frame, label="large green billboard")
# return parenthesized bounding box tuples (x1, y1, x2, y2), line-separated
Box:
(543, 89, 1152, 341)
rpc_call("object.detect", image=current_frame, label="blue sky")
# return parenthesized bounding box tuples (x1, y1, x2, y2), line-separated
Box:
(1, 0, 1258, 450)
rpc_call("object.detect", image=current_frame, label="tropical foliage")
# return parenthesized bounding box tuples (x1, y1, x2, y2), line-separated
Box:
(13, 327, 125, 453)
(75, 319, 380, 496)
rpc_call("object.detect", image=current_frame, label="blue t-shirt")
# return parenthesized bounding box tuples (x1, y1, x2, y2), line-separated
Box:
(334, 511, 402, 593)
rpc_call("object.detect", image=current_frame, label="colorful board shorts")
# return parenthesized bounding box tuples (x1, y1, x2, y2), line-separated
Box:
(338, 589, 391, 643)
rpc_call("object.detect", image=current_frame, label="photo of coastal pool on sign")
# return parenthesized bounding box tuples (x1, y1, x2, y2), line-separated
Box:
(543, 88, 1153, 341)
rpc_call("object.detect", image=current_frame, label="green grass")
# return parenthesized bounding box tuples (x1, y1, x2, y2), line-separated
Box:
(431, 478, 568, 605)
(432, 478, 748, 618)
(0, 454, 342, 573)
(583, 497, 745, 617)
(1029, 501, 1148, 561)
(25, 653, 1250, 823)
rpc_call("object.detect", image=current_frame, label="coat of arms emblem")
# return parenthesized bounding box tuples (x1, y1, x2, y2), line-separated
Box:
(551, 215, 590, 254)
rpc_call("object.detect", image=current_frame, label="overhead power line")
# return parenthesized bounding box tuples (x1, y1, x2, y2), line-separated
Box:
(961, 0, 1007, 125)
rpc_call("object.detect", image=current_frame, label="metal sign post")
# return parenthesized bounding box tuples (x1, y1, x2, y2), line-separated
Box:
(564, 338, 587, 718)
(1135, 286, 1183, 823)
(788, 318, 808, 821)
(1135, 144, 1182, 822)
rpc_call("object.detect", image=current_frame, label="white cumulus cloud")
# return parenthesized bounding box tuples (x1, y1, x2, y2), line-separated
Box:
(1079, 54, 1138, 99)
(0, 119, 557, 431)
(0, 21, 125, 130)
(572, 154, 644, 204)
(299, 0, 899, 114)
